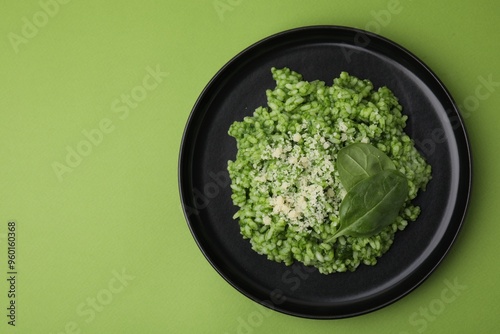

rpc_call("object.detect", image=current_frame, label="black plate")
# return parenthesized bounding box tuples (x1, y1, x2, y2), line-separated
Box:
(178, 26, 471, 319)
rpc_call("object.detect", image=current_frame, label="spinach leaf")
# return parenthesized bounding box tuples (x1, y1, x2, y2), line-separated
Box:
(326, 169, 408, 241)
(337, 143, 396, 191)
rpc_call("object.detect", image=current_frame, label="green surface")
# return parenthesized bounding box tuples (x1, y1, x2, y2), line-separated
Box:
(0, 0, 498, 333)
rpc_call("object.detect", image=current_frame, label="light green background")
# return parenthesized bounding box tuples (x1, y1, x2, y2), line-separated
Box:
(1, 0, 499, 333)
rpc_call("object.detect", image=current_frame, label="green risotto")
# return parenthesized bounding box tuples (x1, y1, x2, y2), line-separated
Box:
(227, 67, 431, 274)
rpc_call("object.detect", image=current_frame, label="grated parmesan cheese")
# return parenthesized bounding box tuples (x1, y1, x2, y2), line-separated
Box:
(271, 147, 283, 158)
(262, 216, 271, 226)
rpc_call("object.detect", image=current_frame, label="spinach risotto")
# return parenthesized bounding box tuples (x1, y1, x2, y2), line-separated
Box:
(227, 67, 431, 274)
